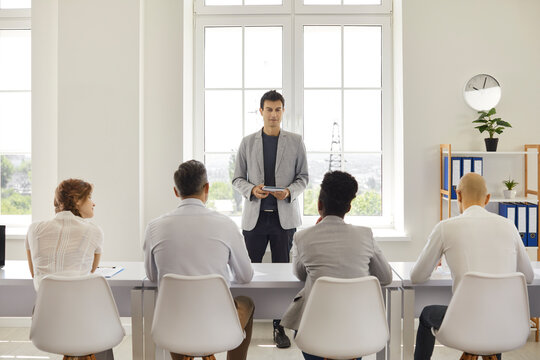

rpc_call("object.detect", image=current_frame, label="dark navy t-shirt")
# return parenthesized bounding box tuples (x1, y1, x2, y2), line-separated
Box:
(261, 130, 279, 211)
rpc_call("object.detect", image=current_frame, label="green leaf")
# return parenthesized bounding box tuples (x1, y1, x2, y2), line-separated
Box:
(495, 128, 504, 134)
(487, 107, 497, 116)
(497, 120, 512, 127)
(476, 125, 488, 133)
(472, 119, 487, 123)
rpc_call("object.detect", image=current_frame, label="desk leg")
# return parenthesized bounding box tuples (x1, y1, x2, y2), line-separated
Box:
(388, 288, 402, 360)
(143, 288, 156, 360)
(402, 288, 415, 360)
(378, 288, 401, 360)
(131, 288, 144, 360)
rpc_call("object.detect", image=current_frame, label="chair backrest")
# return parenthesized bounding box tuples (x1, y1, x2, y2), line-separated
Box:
(151, 274, 245, 356)
(295, 276, 389, 360)
(30, 274, 125, 356)
(435, 272, 530, 355)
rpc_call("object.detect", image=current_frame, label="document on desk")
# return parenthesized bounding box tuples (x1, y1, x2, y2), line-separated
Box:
(534, 268, 540, 277)
(95, 266, 124, 278)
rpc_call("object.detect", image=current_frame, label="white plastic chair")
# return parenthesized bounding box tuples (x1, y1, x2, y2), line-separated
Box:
(151, 274, 245, 359)
(434, 272, 530, 359)
(295, 276, 389, 360)
(30, 274, 125, 358)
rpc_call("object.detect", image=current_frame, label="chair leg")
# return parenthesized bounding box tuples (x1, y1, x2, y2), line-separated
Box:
(481, 356, 498, 360)
(460, 353, 478, 360)
(532, 317, 539, 342)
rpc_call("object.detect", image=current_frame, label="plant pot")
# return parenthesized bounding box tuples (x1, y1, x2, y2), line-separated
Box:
(484, 138, 499, 152)
(503, 189, 516, 199)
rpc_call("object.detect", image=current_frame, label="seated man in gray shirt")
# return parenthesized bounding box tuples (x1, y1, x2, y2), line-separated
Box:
(143, 160, 255, 360)
(281, 171, 393, 360)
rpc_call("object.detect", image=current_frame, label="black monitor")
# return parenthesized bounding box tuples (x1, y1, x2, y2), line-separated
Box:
(0, 225, 5, 268)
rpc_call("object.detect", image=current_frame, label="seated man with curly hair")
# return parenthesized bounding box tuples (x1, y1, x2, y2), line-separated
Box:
(280, 170, 393, 360)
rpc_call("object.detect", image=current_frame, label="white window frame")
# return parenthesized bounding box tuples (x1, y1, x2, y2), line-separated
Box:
(193, 1, 401, 233)
(194, 0, 292, 15)
(193, 15, 293, 161)
(294, 0, 392, 14)
(0, 8, 32, 234)
(295, 15, 393, 228)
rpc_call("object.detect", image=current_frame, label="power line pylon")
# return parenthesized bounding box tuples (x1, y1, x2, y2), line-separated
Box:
(327, 121, 342, 172)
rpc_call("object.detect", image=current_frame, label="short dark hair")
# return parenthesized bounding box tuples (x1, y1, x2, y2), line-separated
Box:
(174, 160, 208, 197)
(318, 171, 358, 217)
(260, 90, 285, 110)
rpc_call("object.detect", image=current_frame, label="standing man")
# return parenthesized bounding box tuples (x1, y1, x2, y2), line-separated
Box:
(233, 90, 309, 348)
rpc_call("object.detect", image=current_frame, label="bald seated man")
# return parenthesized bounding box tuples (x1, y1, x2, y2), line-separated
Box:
(410, 173, 534, 360)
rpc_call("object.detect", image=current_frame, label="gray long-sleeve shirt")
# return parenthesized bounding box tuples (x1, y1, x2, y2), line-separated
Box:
(143, 198, 254, 287)
(281, 215, 392, 330)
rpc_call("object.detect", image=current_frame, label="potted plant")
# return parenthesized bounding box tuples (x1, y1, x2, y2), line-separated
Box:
(472, 107, 512, 151)
(502, 178, 518, 199)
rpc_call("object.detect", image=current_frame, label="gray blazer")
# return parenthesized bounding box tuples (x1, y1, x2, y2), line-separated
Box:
(232, 129, 309, 231)
(280, 216, 393, 330)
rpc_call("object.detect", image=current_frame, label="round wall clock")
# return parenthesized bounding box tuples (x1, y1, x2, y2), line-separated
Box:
(464, 74, 501, 111)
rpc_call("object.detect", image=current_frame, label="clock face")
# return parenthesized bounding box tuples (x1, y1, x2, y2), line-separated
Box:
(464, 74, 501, 111)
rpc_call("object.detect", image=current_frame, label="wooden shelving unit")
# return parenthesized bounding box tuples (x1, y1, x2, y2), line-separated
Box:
(440, 144, 540, 258)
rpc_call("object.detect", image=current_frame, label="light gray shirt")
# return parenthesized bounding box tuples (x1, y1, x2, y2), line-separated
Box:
(281, 216, 392, 330)
(143, 198, 254, 286)
(411, 205, 534, 292)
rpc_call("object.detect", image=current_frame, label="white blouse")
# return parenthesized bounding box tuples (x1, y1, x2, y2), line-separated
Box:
(25, 211, 104, 290)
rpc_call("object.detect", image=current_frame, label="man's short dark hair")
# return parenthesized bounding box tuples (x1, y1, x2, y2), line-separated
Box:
(174, 160, 208, 197)
(260, 90, 285, 110)
(319, 171, 358, 217)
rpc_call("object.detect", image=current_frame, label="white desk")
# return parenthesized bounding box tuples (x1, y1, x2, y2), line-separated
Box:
(141, 263, 404, 360)
(1, 261, 403, 360)
(0, 260, 147, 360)
(391, 261, 540, 360)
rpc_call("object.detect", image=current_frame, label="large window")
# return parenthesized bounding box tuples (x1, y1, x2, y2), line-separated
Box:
(194, 0, 394, 228)
(0, 5, 32, 230)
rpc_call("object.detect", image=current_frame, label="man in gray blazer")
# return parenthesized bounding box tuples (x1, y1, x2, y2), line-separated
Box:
(232, 90, 309, 348)
(281, 171, 392, 360)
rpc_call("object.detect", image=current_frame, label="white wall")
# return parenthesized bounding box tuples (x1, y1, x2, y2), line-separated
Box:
(7, 0, 540, 261)
(377, 0, 540, 260)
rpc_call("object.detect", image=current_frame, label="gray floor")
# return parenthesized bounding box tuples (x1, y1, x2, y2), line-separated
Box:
(1, 320, 539, 359)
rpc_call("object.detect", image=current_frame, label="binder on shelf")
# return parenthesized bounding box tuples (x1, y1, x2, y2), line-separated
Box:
(514, 202, 528, 246)
(526, 203, 538, 247)
(0, 225, 5, 268)
(462, 157, 473, 176)
(499, 202, 517, 226)
(472, 157, 483, 175)
(443, 156, 462, 199)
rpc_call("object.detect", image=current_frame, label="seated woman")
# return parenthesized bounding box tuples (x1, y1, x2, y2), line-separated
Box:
(26, 178, 113, 360)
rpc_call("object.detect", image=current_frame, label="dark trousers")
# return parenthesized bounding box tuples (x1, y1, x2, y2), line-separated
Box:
(171, 296, 255, 360)
(243, 211, 295, 330)
(242, 211, 295, 263)
(415, 305, 501, 360)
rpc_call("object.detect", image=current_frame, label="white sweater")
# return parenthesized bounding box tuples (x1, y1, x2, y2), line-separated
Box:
(411, 205, 534, 292)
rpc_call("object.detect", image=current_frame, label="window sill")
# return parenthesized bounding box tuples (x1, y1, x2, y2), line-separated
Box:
(5, 227, 27, 240)
(372, 228, 410, 242)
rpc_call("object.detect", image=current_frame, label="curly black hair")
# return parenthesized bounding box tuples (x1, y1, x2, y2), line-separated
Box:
(318, 171, 358, 217)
